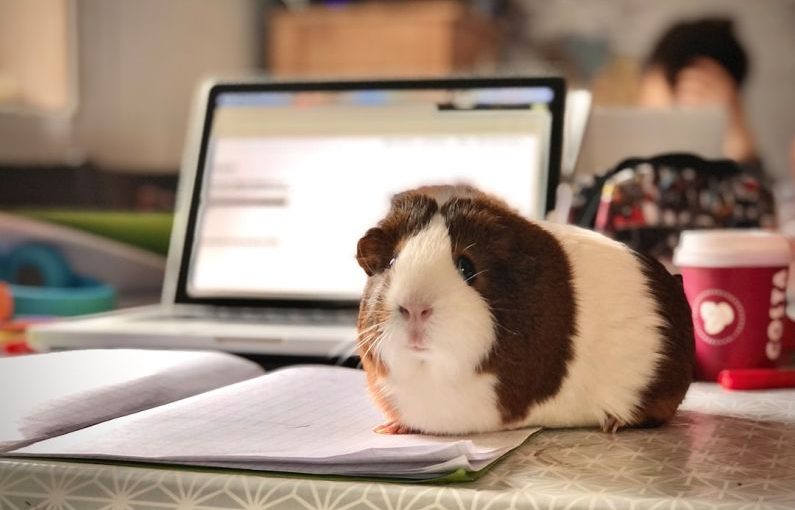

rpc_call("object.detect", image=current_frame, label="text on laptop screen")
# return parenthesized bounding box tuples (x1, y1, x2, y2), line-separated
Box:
(187, 86, 556, 301)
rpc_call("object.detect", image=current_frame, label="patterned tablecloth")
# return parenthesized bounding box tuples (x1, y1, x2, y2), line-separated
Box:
(1, 383, 794, 510)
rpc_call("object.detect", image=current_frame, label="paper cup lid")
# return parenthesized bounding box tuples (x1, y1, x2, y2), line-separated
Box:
(673, 229, 792, 268)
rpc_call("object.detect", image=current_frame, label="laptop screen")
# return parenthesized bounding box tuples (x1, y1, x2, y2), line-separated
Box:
(175, 78, 564, 306)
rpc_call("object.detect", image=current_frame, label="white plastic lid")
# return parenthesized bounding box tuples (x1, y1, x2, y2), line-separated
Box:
(673, 229, 792, 268)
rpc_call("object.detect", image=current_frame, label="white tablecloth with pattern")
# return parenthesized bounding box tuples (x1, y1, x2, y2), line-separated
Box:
(1, 383, 794, 510)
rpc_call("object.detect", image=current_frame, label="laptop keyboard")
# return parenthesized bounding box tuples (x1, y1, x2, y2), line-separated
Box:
(164, 307, 358, 327)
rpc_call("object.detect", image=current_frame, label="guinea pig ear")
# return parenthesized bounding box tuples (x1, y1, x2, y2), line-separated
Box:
(356, 227, 392, 277)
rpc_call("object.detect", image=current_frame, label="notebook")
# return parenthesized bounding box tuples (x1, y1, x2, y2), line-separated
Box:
(29, 77, 565, 358)
(1, 349, 540, 481)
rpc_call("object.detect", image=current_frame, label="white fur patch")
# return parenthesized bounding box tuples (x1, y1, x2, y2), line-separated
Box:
(514, 222, 665, 429)
(377, 215, 502, 434)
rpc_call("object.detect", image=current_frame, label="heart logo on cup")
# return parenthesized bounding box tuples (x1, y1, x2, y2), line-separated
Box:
(699, 301, 735, 335)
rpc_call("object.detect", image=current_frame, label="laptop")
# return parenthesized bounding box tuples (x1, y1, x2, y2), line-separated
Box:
(30, 77, 566, 359)
(573, 106, 726, 176)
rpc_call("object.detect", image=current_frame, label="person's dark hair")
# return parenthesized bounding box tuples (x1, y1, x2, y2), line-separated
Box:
(646, 17, 749, 88)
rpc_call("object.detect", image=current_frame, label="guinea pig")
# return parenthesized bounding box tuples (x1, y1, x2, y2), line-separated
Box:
(355, 184, 694, 435)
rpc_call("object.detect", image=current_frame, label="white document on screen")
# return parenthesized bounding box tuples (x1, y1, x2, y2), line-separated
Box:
(188, 107, 550, 300)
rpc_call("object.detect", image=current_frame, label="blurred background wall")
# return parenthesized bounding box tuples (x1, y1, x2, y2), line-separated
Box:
(0, 0, 793, 207)
(0, 0, 70, 111)
(74, 0, 262, 172)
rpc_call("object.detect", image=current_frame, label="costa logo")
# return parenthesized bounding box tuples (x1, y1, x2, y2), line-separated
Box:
(693, 289, 746, 346)
(767, 268, 788, 361)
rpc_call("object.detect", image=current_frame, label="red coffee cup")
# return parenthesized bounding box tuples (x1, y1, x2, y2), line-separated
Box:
(673, 230, 793, 381)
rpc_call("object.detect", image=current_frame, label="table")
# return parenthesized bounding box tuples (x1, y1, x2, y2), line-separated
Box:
(1, 383, 794, 509)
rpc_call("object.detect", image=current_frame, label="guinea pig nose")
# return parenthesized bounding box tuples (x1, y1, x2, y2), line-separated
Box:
(398, 304, 433, 321)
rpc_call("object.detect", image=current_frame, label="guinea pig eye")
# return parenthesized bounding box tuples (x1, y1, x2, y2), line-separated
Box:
(456, 255, 477, 285)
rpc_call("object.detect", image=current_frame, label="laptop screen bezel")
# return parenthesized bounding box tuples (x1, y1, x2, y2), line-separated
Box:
(171, 77, 565, 309)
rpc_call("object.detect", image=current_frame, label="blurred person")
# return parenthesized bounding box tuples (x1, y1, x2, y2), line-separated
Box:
(637, 17, 760, 176)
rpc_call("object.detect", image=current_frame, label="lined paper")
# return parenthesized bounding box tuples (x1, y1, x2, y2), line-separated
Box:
(0, 349, 264, 452)
(13, 365, 539, 478)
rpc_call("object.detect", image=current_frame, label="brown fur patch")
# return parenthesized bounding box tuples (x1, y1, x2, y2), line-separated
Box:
(356, 192, 439, 276)
(631, 251, 695, 426)
(438, 191, 577, 425)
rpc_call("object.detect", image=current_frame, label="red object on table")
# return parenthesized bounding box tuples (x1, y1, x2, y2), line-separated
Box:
(3, 339, 35, 355)
(718, 368, 795, 390)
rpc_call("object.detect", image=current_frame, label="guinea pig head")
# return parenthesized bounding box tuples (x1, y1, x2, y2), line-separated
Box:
(356, 186, 575, 418)
(356, 189, 495, 379)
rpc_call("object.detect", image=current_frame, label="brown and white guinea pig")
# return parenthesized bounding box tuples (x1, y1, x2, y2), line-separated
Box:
(355, 184, 694, 435)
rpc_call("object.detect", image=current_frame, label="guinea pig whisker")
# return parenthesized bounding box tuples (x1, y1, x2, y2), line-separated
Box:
(359, 336, 382, 360)
(487, 306, 520, 313)
(463, 242, 477, 252)
(358, 317, 390, 334)
(465, 269, 489, 283)
(360, 332, 387, 362)
(357, 320, 388, 342)
(359, 336, 376, 358)
(333, 340, 360, 365)
(357, 321, 386, 338)
(491, 319, 519, 337)
(359, 341, 376, 360)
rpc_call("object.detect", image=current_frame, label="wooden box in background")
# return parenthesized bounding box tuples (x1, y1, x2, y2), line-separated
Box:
(268, 0, 499, 78)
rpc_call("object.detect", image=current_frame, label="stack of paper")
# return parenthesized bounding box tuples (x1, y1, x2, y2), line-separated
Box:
(6, 359, 538, 479)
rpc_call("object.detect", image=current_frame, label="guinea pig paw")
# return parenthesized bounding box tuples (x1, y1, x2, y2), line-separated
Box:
(373, 420, 416, 435)
(601, 415, 625, 434)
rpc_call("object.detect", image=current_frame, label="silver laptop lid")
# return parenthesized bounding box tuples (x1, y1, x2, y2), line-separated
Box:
(573, 106, 726, 176)
(164, 77, 565, 309)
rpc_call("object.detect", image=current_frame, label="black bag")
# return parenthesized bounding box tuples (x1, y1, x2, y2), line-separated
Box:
(570, 153, 776, 261)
